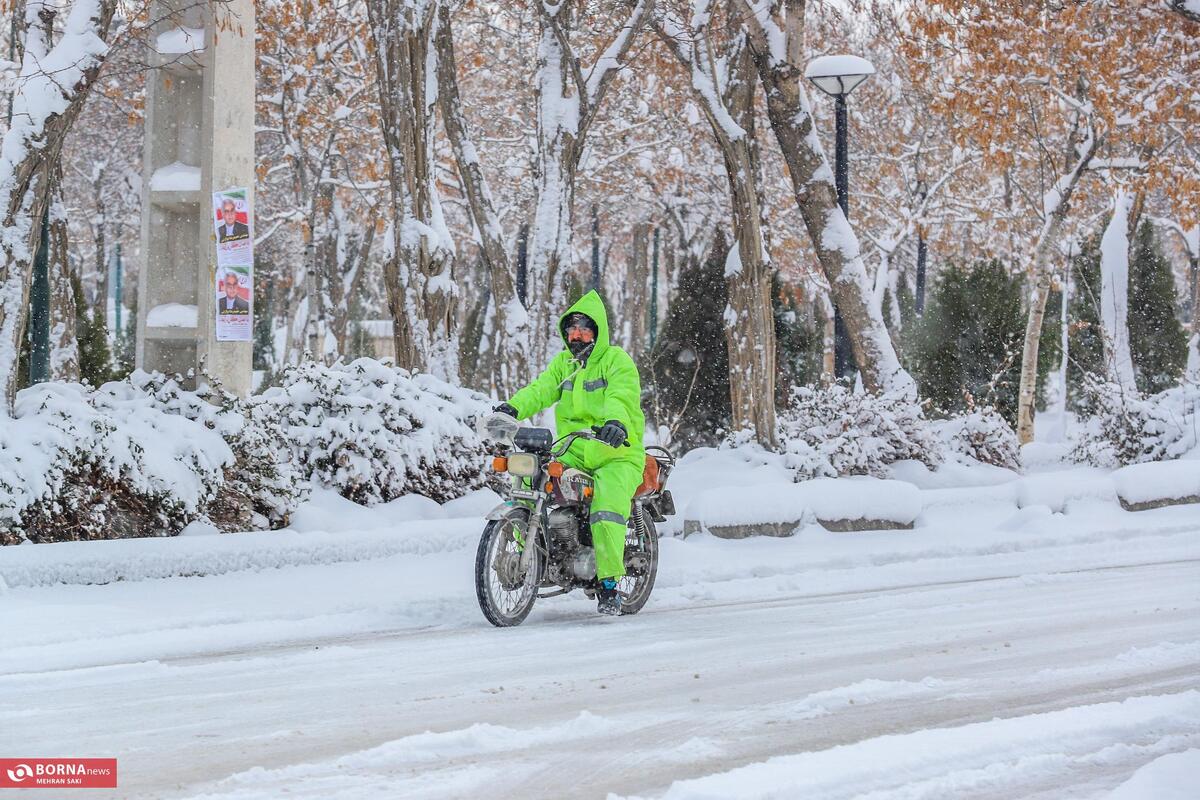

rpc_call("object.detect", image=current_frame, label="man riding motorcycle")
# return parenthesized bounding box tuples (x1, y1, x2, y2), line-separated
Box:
(493, 290, 646, 616)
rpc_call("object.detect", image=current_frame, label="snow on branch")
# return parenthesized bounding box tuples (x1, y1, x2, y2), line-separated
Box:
(740, 0, 787, 67)
(1040, 122, 1098, 222)
(654, 7, 747, 141)
(1168, 0, 1200, 24)
(583, 0, 650, 106)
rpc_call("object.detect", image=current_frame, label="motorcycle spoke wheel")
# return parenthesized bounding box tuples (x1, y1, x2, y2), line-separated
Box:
(476, 513, 540, 627)
(617, 515, 659, 615)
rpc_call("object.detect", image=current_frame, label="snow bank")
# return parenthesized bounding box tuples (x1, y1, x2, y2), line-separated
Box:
(635, 691, 1200, 800)
(685, 484, 808, 529)
(1113, 461, 1200, 510)
(682, 477, 919, 536)
(289, 486, 499, 534)
(0, 511, 482, 589)
(801, 477, 921, 529)
(184, 712, 609, 798)
(1015, 468, 1117, 513)
(1105, 749, 1200, 800)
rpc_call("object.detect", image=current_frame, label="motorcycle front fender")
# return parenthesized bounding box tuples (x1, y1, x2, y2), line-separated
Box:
(485, 502, 518, 521)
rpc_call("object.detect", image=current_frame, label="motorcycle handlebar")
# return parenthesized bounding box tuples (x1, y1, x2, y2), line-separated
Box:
(550, 428, 629, 457)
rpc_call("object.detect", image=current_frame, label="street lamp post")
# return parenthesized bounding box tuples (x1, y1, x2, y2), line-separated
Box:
(805, 54, 875, 381)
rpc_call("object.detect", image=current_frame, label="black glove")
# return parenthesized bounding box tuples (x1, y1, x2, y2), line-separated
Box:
(596, 420, 627, 448)
(494, 402, 517, 418)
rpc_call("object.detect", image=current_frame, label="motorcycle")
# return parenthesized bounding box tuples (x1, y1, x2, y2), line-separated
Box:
(475, 413, 676, 626)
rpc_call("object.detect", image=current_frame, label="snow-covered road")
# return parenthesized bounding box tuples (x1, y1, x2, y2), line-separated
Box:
(2, 496, 1198, 799)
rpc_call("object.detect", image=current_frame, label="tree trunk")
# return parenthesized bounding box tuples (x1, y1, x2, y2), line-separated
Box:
(1099, 191, 1136, 389)
(820, 291, 836, 385)
(48, 185, 79, 382)
(0, 0, 116, 406)
(741, 2, 913, 398)
(92, 164, 107, 312)
(626, 222, 651, 354)
(330, 215, 376, 358)
(1188, 233, 1200, 381)
(720, 45, 777, 448)
(433, 5, 527, 394)
(368, 0, 457, 378)
(655, 4, 777, 447)
(1015, 130, 1101, 443)
(524, 12, 580, 368)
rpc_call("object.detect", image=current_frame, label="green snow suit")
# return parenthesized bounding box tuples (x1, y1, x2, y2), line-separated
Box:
(507, 290, 646, 581)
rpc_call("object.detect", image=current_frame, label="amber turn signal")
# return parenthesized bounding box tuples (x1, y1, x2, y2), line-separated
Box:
(582, 486, 593, 499)
(492, 456, 508, 472)
(547, 461, 564, 478)
(545, 481, 555, 492)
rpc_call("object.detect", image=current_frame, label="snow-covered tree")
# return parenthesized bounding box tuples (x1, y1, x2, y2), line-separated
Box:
(0, 0, 119, 405)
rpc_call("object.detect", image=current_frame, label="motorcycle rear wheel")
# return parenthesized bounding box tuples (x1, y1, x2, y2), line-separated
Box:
(476, 508, 542, 627)
(617, 513, 658, 615)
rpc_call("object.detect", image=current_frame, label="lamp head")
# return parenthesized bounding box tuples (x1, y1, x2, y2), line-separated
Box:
(805, 54, 876, 98)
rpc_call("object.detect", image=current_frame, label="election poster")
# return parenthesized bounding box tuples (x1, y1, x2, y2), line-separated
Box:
(213, 188, 253, 342)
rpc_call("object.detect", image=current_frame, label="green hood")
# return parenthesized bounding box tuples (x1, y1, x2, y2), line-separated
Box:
(559, 290, 610, 361)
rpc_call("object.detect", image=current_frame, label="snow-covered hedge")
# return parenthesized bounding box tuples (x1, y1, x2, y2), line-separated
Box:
(253, 358, 492, 505)
(128, 372, 305, 531)
(766, 385, 944, 480)
(0, 373, 303, 545)
(1068, 378, 1199, 467)
(934, 407, 1020, 470)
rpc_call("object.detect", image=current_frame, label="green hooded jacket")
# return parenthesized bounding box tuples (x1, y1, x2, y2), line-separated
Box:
(508, 291, 645, 464)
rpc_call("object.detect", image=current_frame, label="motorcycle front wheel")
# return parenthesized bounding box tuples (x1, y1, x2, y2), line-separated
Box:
(617, 513, 658, 615)
(475, 508, 542, 627)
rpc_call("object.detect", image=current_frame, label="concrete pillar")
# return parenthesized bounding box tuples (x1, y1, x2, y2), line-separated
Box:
(136, 1, 255, 397)
(196, 0, 255, 397)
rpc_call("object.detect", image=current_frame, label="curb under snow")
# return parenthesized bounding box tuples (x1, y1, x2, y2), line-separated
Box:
(0, 520, 480, 589)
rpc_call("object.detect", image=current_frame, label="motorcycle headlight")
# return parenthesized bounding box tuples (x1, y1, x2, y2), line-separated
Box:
(507, 452, 539, 477)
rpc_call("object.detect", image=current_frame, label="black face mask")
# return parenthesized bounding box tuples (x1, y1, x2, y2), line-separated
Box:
(568, 339, 594, 360)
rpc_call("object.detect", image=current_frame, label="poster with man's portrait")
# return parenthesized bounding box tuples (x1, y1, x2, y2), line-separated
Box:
(216, 266, 252, 341)
(213, 187, 254, 342)
(213, 188, 253, 266)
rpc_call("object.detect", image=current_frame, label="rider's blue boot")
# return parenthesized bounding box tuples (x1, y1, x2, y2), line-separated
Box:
(597, 578, 622, 616)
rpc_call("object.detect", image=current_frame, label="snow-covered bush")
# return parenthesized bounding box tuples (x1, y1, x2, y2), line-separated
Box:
(127, 372, 306, 531)
(254, 358, 491, 505)
(0, 381, 233, 545)
(765, 385, 944, 480)
(935, 407, 1020, 470)
(1069, 377, 1199, 467)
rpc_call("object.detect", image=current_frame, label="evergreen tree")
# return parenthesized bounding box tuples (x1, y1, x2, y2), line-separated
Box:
(773, 273, 821, 406)
(911, 260, 1027, 425)
(253, 273, 276, 372)
(71, 273, 114, 385)
(1128, 221, 1187, 393)
(645, 231, 731, 447)
(111, 294, 136, 380)
(1065, 234, 1105, 409)
(1066, 225, 1187, 404)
